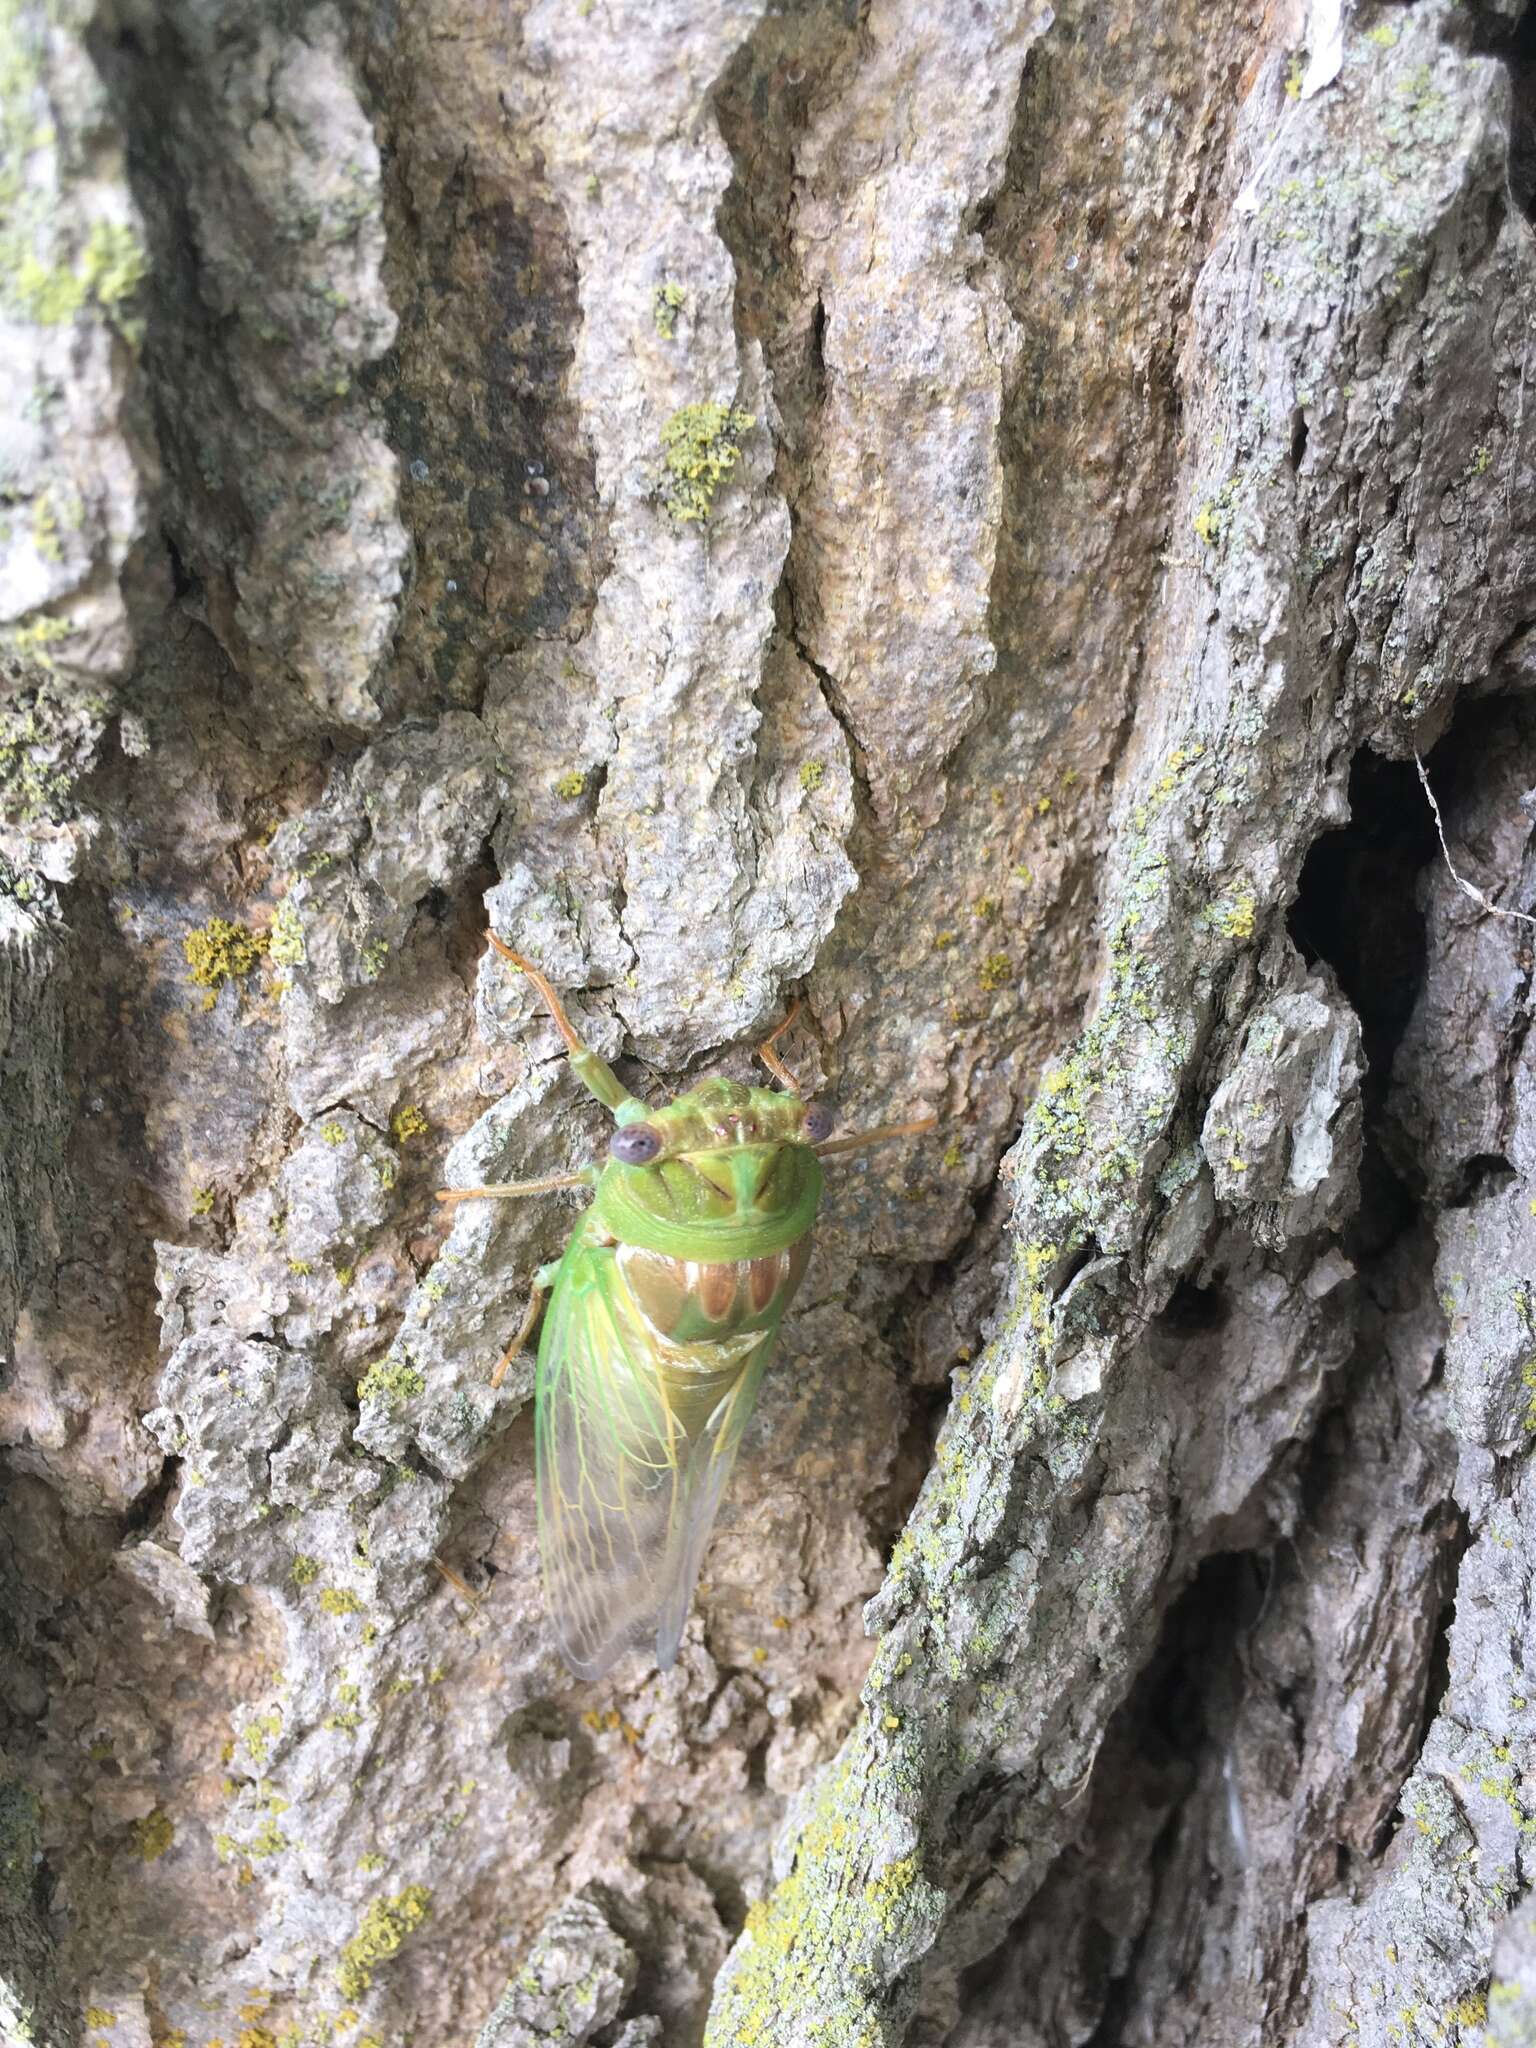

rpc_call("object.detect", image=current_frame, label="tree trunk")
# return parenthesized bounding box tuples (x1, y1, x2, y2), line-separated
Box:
(3, 0, 1536, 2043)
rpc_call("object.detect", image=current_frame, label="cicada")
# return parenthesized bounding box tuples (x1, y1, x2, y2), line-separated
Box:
(438, 934, 933, 1680)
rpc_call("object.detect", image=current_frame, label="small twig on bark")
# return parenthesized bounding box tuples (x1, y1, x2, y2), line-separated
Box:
(1415, 753, 1536, 931)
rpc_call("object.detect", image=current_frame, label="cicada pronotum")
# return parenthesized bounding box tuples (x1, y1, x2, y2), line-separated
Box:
(438, 934, 934, 1680)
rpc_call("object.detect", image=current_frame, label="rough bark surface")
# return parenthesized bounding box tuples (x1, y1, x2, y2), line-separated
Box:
(3, 1, 1536, 2044)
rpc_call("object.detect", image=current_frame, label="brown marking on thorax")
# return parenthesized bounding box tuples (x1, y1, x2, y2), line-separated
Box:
(618, 1237, 812, 1343)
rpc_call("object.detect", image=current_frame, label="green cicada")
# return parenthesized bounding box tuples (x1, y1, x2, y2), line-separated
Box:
(438, 934, 933, 1680)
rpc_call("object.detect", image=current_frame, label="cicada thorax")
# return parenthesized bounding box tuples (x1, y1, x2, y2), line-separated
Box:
(610, 1235, 812, 1444)
(617, 1235, 812, 1346)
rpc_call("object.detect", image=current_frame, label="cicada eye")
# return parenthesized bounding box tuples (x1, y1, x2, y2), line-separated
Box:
(803, 1101, 835, 1144)
(609, 1123, 663, 1165)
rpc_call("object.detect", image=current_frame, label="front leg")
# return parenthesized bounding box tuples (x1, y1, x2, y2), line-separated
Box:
(437, 1169, 596, 1207)
(492, 1260, 563, 1389)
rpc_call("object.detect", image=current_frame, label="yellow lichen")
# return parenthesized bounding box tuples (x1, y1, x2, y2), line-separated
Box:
(719, 1752, 936, 2048)
(1214, 888, 1256, 941)
(182, 918, 269, 1008)
(241, 1712, 281, 1764)
(659, 402, 754, 522)
(336, 1886, 432, 2001)
(390, 1103, 429, 1144)
(133, 1809, 174, 1861)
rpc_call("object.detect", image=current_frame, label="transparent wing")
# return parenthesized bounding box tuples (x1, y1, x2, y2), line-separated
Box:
(535, 1245, 777, 1680)
(653, 1337, 772, 1671)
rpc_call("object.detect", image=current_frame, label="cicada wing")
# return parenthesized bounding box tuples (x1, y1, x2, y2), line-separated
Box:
(535, 1249, 682, 1680)
(653, 1335, 774, 1672)
(535, 1244, 786, 1680)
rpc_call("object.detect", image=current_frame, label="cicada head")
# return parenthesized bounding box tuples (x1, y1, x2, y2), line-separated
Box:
(592, 1076, 825, 1259)
(639, 1074, 813, 1148)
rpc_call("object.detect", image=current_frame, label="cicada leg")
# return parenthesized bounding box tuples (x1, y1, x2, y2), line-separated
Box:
(431, 1556, 484, 1614)
(816, 1115, 938, 1159)
(756, 997, 804, 1094)
(436, 1171, 592, 1206)
(491, 1259, 561, 1389)
(486, 933, 643, 1119)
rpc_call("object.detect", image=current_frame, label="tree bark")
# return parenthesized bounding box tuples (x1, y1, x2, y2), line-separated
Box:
(3, 0, 1536, 2044)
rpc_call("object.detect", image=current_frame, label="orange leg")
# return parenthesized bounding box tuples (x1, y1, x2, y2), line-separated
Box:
(490, 1266, 557, 1389)
(485, 932, 637, 1116)
(436, 1172, 589, 1206)
(815, 1116, 937, 1159)
(487, 933, 584, 1052)
(756, 997, 804, 1094)
(431, 1556, 484, 1613)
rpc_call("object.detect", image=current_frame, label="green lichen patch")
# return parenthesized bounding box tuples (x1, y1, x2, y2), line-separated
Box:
(241, 1711, 282, 1766)
(0, 682, 106, 820)
(267, 898, 305, 967)
(336, 1886, 432, 2002)
(659, 402, 755, 523)
(0, 612, 76, 672)
(11, 217, 147, 335)
(357, 1355, 424, 1410)
(652, 281, 686, 338)
(247, 1817, 289, 1859)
